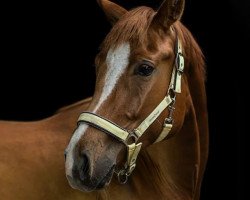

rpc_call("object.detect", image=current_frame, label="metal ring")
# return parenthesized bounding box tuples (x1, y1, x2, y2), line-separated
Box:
(125, 133, 138, 145)
(117, 170, 128, 184)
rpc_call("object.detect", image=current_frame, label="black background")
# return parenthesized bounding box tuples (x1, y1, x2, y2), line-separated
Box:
(0, 0, 247, 199)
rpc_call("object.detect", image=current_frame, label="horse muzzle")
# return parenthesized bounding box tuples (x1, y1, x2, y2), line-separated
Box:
(65, 151, 116, 192)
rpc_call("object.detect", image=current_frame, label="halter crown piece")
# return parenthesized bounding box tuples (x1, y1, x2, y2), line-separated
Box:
(77, 36, 184, 183)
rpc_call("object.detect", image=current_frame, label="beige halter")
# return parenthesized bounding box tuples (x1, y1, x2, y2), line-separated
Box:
(77, 37, 184, 183)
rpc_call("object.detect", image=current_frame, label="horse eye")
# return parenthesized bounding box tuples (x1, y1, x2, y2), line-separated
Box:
(136, 64, 155, 76)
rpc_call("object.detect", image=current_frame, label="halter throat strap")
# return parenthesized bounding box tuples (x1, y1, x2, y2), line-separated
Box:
(77, 37, 184, 183)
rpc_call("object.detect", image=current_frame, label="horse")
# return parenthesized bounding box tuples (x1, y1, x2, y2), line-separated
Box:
(0, 0, 208, 199)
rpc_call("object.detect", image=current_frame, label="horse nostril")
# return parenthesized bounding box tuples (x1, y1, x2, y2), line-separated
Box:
(64, 151, 67, 161)
(79, 154, 90, 181)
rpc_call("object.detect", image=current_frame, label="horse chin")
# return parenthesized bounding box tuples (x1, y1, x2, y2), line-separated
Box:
(95, 166, 114, 190)
(69, 165, 115, 192)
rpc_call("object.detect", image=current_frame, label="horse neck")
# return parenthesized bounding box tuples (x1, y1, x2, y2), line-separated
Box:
(134, 108, 201, 199)
(185, 52, 209, 200)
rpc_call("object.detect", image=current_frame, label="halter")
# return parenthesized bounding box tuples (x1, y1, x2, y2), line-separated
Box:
(77, 36, 184, 183)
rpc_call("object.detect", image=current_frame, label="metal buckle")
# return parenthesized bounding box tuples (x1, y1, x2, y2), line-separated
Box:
(165, 91, 176, 124)
(176, 53, 184, 74)
(165, 104, 175, 124)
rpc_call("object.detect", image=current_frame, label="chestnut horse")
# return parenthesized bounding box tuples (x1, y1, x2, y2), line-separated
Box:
(0, 0, 208, 199)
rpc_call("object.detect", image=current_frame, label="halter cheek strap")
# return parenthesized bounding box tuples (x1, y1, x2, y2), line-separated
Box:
(77, 37, 184, 183)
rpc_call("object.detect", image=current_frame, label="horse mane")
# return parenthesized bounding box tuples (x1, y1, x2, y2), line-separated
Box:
(100, 6, 205, 80)
(173, 22, 206, 80)
(55, 97, 92, 113)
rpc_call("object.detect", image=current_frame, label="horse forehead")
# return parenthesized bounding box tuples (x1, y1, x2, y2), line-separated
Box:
(106, 43, 130, 70)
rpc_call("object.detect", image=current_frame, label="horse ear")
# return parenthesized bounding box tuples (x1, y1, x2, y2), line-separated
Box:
(151, 0, 185, 30)
(97, 0, 127, 25)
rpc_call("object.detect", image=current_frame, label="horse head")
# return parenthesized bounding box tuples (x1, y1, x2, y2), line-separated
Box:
(65, 0, 188, 192)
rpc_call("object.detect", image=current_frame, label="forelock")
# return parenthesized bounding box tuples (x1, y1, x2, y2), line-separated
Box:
(101, 6, 155, 52)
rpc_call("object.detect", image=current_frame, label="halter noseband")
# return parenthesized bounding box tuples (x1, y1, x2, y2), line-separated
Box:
(77, 36, 184, 183)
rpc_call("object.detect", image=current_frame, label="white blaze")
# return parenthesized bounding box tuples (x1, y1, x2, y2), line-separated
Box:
(65, 124, 88, 177)
(93, 43, 130, 112)
(65, 43, 130, 176)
